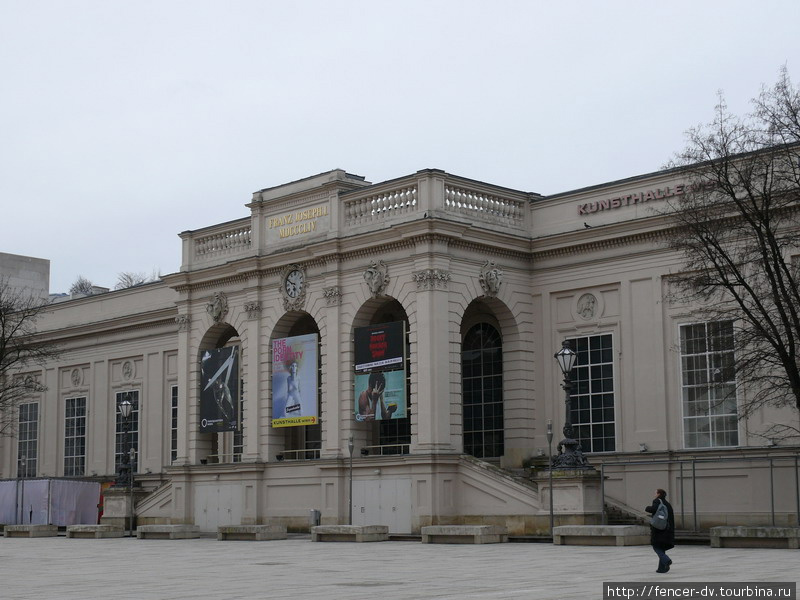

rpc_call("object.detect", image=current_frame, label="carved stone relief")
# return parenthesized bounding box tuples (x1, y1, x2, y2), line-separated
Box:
(175, 314, 191, 331)
(413, 269, 451, 290)
(323, 286, 342, 306)
(244, 301, 262, 320)
(576, 293, 598, 320)
(122, 360, 134, 381)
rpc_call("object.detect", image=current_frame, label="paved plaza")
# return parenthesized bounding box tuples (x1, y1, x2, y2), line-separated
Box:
(0, 536, 797, 600)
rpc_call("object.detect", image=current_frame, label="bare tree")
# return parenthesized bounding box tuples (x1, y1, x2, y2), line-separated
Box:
(115, 271, 148, 290)
(69, 275, 95, 296)
(0, 278, 59, 436)
(663, 67, 800, 439)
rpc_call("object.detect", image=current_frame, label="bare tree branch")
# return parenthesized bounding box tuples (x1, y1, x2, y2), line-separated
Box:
(0, 277, 60, 436)
(661, 68, 800, 439)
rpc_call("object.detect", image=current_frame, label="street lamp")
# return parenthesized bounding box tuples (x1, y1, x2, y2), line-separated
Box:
(551, 340, 591, 469)
(347, 436, 354, 525)
(546, 420, 554, 536)
(128, 447, 137, 538)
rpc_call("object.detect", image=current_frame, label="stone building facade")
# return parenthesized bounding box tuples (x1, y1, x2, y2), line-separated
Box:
(2, 167, 798, 533)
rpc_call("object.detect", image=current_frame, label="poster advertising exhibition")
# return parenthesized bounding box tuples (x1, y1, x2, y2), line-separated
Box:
(272, 333, 319, 427)
(354, 369, 407, 421)
(199, 346, 239, 432)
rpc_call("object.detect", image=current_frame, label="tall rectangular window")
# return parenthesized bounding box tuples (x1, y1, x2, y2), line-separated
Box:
(680, 321, 738, 448)
(18, 402, 38, 477)
(64, 396, 87, 476)
(115, 391, 140, 473)
(567, 333, 615, 452)
(170, 385, 178, 463)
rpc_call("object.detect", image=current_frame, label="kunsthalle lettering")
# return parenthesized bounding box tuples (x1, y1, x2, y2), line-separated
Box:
(603, 583, 796, 600)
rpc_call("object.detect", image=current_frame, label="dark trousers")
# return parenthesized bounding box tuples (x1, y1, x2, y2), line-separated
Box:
(652, 544, 671, 571)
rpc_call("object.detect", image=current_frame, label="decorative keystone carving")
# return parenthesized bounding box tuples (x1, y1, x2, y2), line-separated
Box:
(413, 269, 451, 290)
(363, 260, 389, 297)
(206, 292, 229, 323)
(478, 261, 503, 297)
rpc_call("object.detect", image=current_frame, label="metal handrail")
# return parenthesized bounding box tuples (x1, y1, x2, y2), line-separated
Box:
(599, 453, 800, 531)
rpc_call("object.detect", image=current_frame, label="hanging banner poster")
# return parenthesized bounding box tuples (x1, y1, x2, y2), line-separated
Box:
(355, 369, 406, 422)
(354, 321, 405, 372)
(272, 333, 319, 427)
(199, 346, 239, 432)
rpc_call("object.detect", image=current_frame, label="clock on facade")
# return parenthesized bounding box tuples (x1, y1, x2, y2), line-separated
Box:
(284, 269, 305, 298)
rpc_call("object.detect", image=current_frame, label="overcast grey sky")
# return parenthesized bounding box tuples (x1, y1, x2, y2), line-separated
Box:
(2, 1, 799, 294)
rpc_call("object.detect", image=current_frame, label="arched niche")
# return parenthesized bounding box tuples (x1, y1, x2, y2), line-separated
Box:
(460, 296, 521, 462)
(352, 298, 411, 454)
(196, 322, 242, 464)
(269, 311, 322, 460)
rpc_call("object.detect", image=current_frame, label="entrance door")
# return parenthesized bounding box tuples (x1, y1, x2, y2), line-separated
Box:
(352, 478, 411, 533)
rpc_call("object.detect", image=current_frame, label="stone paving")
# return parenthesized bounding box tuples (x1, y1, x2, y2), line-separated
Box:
(0, 535, 797, 599)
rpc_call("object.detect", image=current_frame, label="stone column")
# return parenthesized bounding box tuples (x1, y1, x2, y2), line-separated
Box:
(411, 260, 454, 453)
(242, 298, 262, 462)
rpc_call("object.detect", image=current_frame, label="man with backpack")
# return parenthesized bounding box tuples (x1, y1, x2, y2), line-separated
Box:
(645, 488, 675, 573)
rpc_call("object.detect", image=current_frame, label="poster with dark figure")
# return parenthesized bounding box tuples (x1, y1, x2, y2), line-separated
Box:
(199, 346, 239, 432)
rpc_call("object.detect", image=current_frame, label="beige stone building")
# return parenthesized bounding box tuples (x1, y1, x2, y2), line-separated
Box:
(2, 167, 799, 533)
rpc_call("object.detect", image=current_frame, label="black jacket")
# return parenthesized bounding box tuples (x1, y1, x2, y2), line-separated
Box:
(645, 496, 675, 549)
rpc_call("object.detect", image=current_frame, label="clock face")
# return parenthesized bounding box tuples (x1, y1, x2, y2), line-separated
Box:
(285, 269, 304, 298)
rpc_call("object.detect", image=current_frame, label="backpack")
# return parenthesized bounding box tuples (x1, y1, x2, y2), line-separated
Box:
(650, 499, 669, 530)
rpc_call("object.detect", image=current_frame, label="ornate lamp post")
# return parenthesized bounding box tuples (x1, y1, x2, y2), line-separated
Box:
(347, 436, 354, 525)
(551, 340, 592, 470)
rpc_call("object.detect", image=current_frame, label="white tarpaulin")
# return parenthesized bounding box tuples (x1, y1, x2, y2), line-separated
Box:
(0, 479, 100, 526)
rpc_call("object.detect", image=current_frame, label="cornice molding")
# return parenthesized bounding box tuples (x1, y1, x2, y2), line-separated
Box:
(532, 229, 667, 261)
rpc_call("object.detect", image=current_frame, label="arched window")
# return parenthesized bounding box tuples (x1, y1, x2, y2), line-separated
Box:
(461, 323, 503, 458)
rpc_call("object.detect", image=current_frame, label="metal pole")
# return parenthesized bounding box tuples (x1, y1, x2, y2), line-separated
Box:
(692, 459, 697, 532)
(546, 420, 553, 536)
(347, 436, 354, 525)
(679, 462, 685, 530)
(769, 458, 775, 527)
(129, 446, 136, 537)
